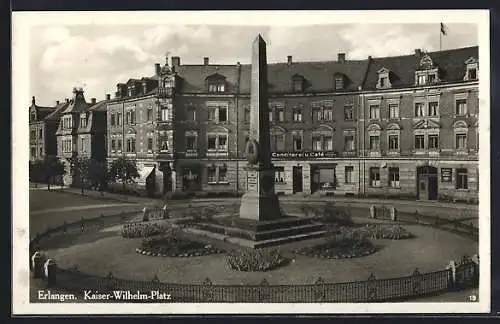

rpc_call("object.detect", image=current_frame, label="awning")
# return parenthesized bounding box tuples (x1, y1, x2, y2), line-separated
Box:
(136, 166, 154, 185)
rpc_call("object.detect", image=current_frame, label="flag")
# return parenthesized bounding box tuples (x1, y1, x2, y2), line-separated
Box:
(440, 23, 448, 36)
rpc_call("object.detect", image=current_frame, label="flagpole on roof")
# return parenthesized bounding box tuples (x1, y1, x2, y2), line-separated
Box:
(439, 24, 442, 51)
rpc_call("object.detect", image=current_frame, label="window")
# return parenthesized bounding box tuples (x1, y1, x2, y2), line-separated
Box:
(323, 108, 333, 121)
(313, 109, 322, 122)
(275, 166, 285, 183)
(187, 107, 196, 121)
(219, 107, 227, 123)
(147, 138, 153, 152)
(389, 167, 400, 188)
(270, 134, 285, 152)
(206, 134, 228, 153)
(414, 102, 425, 117)
(335, 75, 344, 90)
(456, 168, 468, 189)
(207, 104, 228, 123)
(129, 110, 136, 125)
(218, 166, 228, 182)
(456, 99, 467, 116)
(414, 135, 425, 149)
(292, 80, 302, 92)
(39, 147, 43, 156)
(468, 68, 477, 80)
(369, 105, 380, 119)
(111, 113, 116, 126)
(159, 131, 170, 151)
(207, 165, 227, 183)
(417, 74, 426, 85)
(268, 110, 273, 122)
(208, 83, 225, 93)
(126, 138, 136, 153)
(30, 130, 35, 141)
(428, 102, 439, 117)
(369, 135, 380, 151)
(31, 147, 36, 158)
(370, 167, 381, 187)
(116, 113, 122, 126)
(428, 135, 439, 149)
(161, 107, 170, 121)
(312, 136, 322, 151)
(379, 77, 387, 88)
(208, 107, 217, 121)
(345, 166, 354, 184)
(324, 137, 333, 151)
(456, 133, 467, 150)
(207, 136, 216, 150)
(117, 139, 122, 151)
(388, 135, 399, 150)
(344, 135, 355, 152)
(318, 168, 336, 189)
(293, 109, 302, 122)
(293, 133, 302, 151)
(389, 104, 399, 119)
(39, 129, 43, 139)
(147, 108, 153, 121)
(207, 166, 217, 183)
(186, 134, 197, 151)
(428, 74, 436, 84)
(80, 116, 87, 127)
(81, 138, 85, 152)
(344, 105, 354, 121)
(111, 139, 116, 151)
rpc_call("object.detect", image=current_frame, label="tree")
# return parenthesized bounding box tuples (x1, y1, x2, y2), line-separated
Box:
(108, 156, 139, 190)
(87, 159, 107, 192)
(39, 156, 66, 191)
(71, 157, 90, 195)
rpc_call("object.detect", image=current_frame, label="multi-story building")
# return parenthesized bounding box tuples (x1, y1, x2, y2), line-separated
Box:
(28, 96, 69, 161)
(106, 46, 479, 202)
(358, 47, 479, 202)
(76, 96, 109, 162)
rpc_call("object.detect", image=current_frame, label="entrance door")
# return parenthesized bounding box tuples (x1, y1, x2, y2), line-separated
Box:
(417, 166, 438, 200)
(293, 166, 303, 194)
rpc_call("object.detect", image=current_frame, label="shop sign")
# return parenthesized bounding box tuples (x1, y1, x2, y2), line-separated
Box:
(271, 151, 338, 159)
(441, 168, 452, 182)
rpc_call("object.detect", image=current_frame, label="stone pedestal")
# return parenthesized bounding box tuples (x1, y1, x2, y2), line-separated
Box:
(239, 166, 282, 221)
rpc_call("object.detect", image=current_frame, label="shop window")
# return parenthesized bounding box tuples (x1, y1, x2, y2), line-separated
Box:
(456, 168, 468, 190)
(389, 167, 400, 188)
(275, 166, 285, 183)
(370, 167, 380, 187)
(345, 166, 354, 184)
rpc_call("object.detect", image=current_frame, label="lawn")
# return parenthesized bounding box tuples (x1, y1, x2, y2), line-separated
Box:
(29, 190, 117, 212)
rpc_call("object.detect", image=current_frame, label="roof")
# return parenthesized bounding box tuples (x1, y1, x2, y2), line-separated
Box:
(43, 101, 70, 122)
(176, 65, 240, 93)
(62, 90, 89, 114)
(239, 59, 369, 94)
(363, 46, 478, 90)
(88, 100, 108, 112)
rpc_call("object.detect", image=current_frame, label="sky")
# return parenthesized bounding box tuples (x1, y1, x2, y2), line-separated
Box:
(29, 23, 478, 106)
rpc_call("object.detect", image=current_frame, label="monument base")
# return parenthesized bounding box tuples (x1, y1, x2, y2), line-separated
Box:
(239, 191, 282, 221)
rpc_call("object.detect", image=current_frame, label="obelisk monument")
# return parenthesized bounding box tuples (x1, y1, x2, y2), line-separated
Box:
(239, 35, 282, 221)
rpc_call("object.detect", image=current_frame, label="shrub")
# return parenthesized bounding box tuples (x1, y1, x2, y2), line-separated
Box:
(139, 233, 219, 257)
(320, 203, 353, 226)
(226, 248, 289, 272)
(121, 222, 175, 238)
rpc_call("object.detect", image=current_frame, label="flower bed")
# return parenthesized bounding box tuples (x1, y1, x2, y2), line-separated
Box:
(137, 234, 224, 257)
(226, 248, 290, 272)
(121, 222, 173, 238)
(295, 227, 377, 259)
(360, 224, 413, 240)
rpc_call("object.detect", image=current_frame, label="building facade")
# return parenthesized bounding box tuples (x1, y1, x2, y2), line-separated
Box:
(105, 46, 479, 202)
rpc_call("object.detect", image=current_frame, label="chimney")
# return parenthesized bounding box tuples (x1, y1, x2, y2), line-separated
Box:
(142, 81, 148, 94)
(56, 100, 60, 105)
(287, 55, 292, 65)
(203, 57, 209, 65)
(91, 98, 96, 104)
(338, 53, 346, 63)
(415, 49, 422, 57)
(155, 63, 161, 76)
(32, 96, 35, 105)
(171, 56, 180, 69)
(106, 94, 111, 101)
(65, 98, 69, 103)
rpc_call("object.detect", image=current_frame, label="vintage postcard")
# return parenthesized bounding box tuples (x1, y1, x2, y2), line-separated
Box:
(12, 10, 490, 314)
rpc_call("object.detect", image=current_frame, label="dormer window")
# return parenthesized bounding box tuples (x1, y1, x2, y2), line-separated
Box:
(334, 74, 345, 90)
(464, 57, 478, 81)
(206, 73, 227, 93)
(80, 113, 88, 127)
(415, 53, 440, 86)
(292, 74, 304, 92)
(376, 68, 391, 89)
